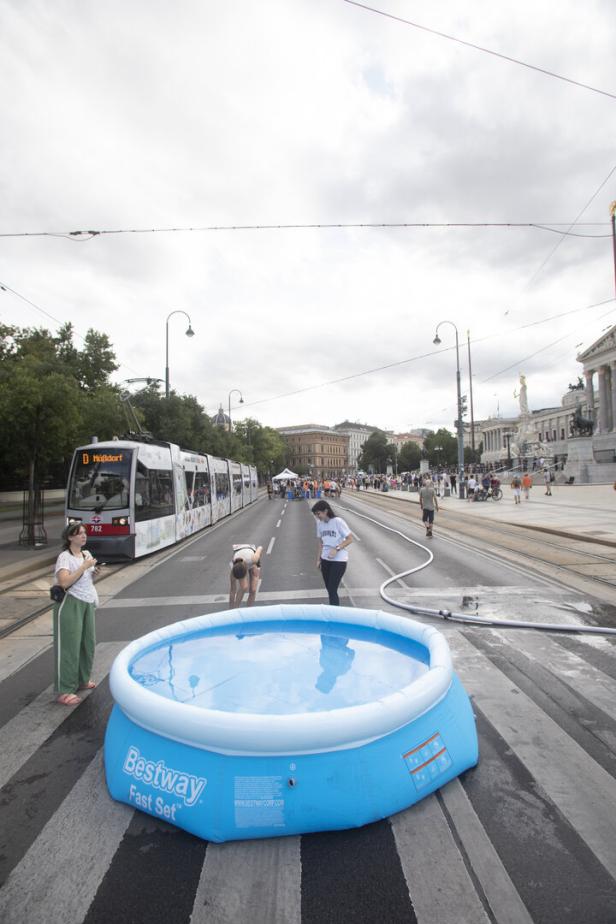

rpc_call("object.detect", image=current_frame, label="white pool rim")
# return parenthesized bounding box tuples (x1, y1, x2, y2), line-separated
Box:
(109, 603, 454, 756)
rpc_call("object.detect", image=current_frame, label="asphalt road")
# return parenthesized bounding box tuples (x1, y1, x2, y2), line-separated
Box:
(1, 494, 616, 923)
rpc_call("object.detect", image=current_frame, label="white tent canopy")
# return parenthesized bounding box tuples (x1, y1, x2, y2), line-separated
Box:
(272, 468, 299, 481)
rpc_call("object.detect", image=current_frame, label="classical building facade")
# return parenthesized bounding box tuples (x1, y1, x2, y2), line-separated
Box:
(277, 425, 349, 479)
(479, 325, 616, 481)
(332, 422, 376, 472)
(569, 325, 616, 481)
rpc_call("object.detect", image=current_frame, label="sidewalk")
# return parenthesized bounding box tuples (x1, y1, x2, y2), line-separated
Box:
(0, 514, 64, 583)
(374, 483, 616, 546)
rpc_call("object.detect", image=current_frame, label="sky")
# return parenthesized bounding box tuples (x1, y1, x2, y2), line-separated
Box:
(1, 0, 615, 436)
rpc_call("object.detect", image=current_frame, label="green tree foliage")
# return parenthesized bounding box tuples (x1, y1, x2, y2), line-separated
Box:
(398, 440, 422, 471)
(464, 445, 482, 465)
(423, 428, 458, 466)
(0, 322, 284, 492)
(234, 418, 286, 475)
(0, 323, 125, 488)
(357, 430, 392, 472)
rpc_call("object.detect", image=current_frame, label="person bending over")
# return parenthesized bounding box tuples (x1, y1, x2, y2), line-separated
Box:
(229, 543, 263, 607)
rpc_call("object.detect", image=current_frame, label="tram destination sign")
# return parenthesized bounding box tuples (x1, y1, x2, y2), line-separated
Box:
(81, 451, 125, 465)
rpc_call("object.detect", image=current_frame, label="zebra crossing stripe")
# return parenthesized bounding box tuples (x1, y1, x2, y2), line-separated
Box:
(190, 836, 301, 924)
(0, 752, 133, 924)
(450, 630, 616, 880)
(438, 779, 534, 924)
(391, 793, 492, 924)
(0, 642, 125, 789)
(489, 626, 616, 724)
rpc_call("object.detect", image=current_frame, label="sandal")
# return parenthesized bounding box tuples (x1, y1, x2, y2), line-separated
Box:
(78, 681, 96, 690)
(57, 693, 81, 706)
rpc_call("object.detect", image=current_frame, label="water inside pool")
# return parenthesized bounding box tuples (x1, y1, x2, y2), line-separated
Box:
(129, 619, 430, 714)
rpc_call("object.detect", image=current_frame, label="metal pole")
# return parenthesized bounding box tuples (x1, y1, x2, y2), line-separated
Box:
(454, 328, 465, 498)
(611, 201, 616, 299)
(467, 330, 475, 452)
(165, 310, 195, 399)
(433, 321, 465, 499)
(227, 389, 243, 434)
(165, 317, 170, 399)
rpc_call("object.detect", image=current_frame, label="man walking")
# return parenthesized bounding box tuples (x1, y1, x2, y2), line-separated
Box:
(419, 478, 439, 538)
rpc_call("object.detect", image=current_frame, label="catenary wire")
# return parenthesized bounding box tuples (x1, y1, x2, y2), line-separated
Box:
(342, 0, 616, 102)
(0, 222, 610, 240)
(239, 297, 614, 410)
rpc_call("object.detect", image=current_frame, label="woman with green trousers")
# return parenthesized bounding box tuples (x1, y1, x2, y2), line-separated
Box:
(53, 523, 99, 706)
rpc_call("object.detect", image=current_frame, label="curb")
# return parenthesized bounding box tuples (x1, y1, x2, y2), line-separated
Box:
(356, 490, 616, 549)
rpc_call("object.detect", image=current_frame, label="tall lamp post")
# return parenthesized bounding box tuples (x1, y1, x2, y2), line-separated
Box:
(433, 321, 465, 498)
(165, 310, 195, 399)
(228, 389, 244, 433)
(467, 330, 476, 453)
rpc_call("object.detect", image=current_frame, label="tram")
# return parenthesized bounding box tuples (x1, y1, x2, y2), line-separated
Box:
(65, 439, 259, 560)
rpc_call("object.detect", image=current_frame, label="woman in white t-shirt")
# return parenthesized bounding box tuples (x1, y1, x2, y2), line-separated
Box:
(312, 500, 353, 606)
(52, 523, 100, 706)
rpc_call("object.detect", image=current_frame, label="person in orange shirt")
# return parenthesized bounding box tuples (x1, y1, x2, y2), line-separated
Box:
(522, 472, 533, 500)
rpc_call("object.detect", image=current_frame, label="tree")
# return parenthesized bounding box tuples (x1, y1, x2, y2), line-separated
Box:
(0, 323, 124, 496)
(357, 430, 392, 472)
(233, 419, 286, 476)
(423, 428, 458, 467)
(398, 440, 422, 471)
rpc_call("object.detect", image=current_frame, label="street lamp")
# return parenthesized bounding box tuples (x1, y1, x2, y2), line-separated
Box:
(165, 310, 195, 399)
(228, 388, 244, 433)
(466, 331, 476, 452)
(433, 321, 465, 498)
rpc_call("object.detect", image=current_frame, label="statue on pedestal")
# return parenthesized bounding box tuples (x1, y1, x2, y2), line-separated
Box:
(510, 373, 548, 462)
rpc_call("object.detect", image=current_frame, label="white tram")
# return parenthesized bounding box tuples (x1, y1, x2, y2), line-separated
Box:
(65, 439, 258, 560)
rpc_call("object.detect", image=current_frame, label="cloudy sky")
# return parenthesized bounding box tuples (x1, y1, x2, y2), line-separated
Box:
(1, 0, 615, 435)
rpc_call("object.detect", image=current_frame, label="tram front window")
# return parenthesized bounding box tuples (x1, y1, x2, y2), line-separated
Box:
(69, 448, 133, 512)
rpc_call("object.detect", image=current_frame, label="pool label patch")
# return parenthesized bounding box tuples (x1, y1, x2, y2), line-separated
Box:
(123, 745, 207, 806)
(234, 775, 285, 829)
(403, 733, 452, 791)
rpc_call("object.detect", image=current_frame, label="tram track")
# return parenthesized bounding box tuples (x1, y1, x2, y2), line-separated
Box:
(0, 564, 127, 641)
(343, 491, 616, 594)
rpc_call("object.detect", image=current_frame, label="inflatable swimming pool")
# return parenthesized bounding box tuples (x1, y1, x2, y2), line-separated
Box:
(104, 604, 478, 841)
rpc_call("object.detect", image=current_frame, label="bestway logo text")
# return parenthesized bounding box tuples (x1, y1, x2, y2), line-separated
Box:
(123, 746, 207, 806)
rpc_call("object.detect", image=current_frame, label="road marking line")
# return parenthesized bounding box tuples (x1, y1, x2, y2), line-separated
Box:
(266, 537, 276, 555)
(391, 795, 491, 924)
(190, 835, 301, 924)
(350, 530, 361, 541)
(376, 557, 410, 590)
(0, 751, 133, 924)
(450, 630, 616, 880)
(276, 519, 282, 528)
(0, 642, 125, 790)
(439, 779, 535, 924)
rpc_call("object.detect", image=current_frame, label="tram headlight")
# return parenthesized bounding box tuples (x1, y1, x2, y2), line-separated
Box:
(112, 516, 129, 527)
(67, 517, 82, 525)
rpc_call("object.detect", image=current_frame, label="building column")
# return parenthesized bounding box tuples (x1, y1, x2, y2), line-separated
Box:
(584, 369, 595, 425)
(598, 366, 609, 433)
(611, 361, 616, 433)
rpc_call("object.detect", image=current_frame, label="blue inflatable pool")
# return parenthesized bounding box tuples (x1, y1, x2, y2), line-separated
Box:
(104, 604, 478, 841)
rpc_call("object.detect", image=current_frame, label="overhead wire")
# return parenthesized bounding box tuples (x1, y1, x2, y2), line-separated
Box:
(0, 222, 610, 240)
(342, 0, 616, 102)
(239, 296, 614, 410)
(0, 280, 142, 377)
